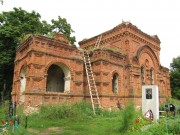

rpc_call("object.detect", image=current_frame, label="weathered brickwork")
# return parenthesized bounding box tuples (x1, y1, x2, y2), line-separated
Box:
(12, 22, 171, 109)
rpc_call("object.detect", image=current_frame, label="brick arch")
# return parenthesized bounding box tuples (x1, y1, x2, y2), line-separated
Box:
(150, 67, 154, 70)
(44, 60, 73, 75)
(135, 45, 159, 68)
(19, 61, 27, 76)
(111, 70, 120, 77)
(44, 60, 73, 93)
(111, 71, 121, 81)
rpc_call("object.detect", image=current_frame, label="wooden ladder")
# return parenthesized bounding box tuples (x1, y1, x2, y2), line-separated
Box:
(94, 35, 102, 48)
(83, 51, 101, 114)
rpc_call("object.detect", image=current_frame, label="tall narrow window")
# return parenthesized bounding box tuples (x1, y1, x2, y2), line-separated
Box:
(150, 69, 154, 85)
(112, 73, 118, 93)
(141, 67, 145, 85)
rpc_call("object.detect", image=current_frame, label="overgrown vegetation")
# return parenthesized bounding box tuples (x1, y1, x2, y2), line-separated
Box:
(170, 56, 180, 99)
(102, 46, 125, 55)
(118, 103, 133, 131)
(0, 101, 180, 135)
(30, 102, 94, 121)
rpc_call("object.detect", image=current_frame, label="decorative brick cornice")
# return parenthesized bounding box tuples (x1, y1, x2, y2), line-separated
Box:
(74, 80, 83, 86)
(79, 22, 160, 50)
(26, 75, 44, 79)
(17, 34, 77, 53)
(32, 64, 44, 69)
(16, 36, 33, 52)
(122, 23, 161, 44)
(32, 76, 44, 82)
(30, 50, 83, 62)
(75, 71, 83, 75)
(34, 35, 76, 50)
(127, 32, 160, 51)
(92, 59, 123, 67)
(83, 94, 142, 98)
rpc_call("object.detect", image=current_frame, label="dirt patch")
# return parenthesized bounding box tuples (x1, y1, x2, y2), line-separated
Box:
(28, 127, 63, 135)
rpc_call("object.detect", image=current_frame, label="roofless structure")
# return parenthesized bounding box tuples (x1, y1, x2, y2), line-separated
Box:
(12, 22, 171, 109)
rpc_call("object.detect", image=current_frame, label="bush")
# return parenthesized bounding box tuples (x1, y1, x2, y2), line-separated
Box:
(119, 102, 136, 132)
(30, 101, 94, 121)
(0, 101, 9, 126)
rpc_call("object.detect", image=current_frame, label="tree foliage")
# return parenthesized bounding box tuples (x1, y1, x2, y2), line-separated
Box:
(51, 16, 76, 44)
(0, 0, 3, 5)
(170, 56, 180, 99)
(0, 8, 76, 100)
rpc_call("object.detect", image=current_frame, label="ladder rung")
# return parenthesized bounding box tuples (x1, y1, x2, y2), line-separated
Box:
(93, 103, 100, 105)
(91, 91, 97, 94)
(83, 51, 101, 113)
(91, 90, 96, 92)
(87, 71, 93, 73)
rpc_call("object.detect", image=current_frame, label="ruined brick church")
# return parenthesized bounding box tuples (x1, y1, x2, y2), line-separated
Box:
(12, 22, 171, 108)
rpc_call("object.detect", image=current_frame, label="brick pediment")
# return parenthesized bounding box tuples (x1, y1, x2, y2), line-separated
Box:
(54, 33, 69, 44)
(79, 21, 160, 50)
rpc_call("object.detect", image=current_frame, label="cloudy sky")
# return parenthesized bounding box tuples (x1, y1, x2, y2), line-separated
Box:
(0, 0, 180, 68)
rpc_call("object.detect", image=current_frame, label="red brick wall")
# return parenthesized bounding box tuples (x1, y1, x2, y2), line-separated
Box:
(12, 23, 171, 109)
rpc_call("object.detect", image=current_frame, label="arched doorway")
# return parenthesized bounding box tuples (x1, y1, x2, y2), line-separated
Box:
(19, 66, 26, 103)
(46, 63, 71, 92)
(112, 73, 119, 93)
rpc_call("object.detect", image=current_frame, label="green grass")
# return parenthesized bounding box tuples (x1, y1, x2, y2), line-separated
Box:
(25, 102, 148, 134)
(0, 101, 9, 123)
(0, 100, 180, 135)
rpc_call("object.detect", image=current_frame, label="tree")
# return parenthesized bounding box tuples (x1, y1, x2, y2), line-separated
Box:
(0, 7, 47, 100)
(170, 56, 180, 99)
(0, 8, 76, 101)
(51, 16, 76, 44)
(0, 0, 3, 5)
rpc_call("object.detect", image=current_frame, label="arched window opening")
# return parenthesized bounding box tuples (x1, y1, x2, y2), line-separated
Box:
(20, 66, 26, 103)
(46, 63, 71, 93)
(112, 73, 118, 93)
(141, 67, 145, 85)
(47, 64, 65, 92)
(150, 69, 154, 85)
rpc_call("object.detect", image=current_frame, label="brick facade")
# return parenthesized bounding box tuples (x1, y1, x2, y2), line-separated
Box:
(12, 22, 171, 109)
